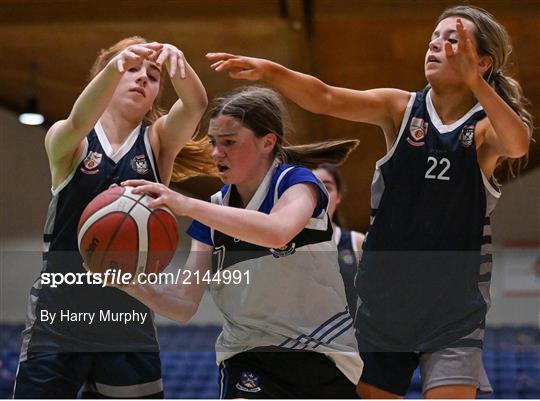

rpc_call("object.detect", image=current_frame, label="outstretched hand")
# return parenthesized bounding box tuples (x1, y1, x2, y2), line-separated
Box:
(444, 18, 485, 87)
(206, 52, 270, 81)
(113, 42, 163, 74)
(121, 180, 188, 216)
(155, 43, 187, 79)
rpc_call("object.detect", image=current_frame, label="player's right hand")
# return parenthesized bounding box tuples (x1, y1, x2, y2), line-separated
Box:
(111, 42, 164, 74)
(206, 52, 272, 81)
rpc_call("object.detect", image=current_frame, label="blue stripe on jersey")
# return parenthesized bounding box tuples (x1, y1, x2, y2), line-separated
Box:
(279, 309, 351, 350)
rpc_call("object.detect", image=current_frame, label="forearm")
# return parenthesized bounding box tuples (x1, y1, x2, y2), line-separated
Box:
(263, 62, 332, 115)
(68, 62, 122, 134)
(123, 283, 197, 324)
(160, 62, 208, 145)
(170, 62, 208, 113)
(471, 78, 529, 157)
(186, 198, 289, 248)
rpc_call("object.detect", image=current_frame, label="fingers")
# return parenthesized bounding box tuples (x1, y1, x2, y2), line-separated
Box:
(178, 53, 186, 79)
(444, 41, 455, 58)
(212, 58, 251, 72)
(206, 52, 237, 62)
(154, 45, 186, 79)
(121, 179, 151, 187)
(156, 48, 168, 68)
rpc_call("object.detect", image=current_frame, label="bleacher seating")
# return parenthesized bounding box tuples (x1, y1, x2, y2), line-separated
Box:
(0, 324, 538, 399)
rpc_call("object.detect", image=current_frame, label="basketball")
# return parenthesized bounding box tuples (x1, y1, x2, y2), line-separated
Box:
(77, 185, 178, 276)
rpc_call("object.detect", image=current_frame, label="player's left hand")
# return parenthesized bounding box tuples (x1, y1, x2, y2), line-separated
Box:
(121, 179, 188, 216)
(444, 18, 483, 87)
(155, 43, 186, 79)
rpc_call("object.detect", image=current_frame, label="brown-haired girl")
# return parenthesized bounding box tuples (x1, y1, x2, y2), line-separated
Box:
(14, 36, 213, 398)
(121, 86, 363, 398)
(206, 5, 532, 398)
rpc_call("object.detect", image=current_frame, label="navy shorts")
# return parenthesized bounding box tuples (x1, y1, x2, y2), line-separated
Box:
(218, 346, 358, 399)
(14, 352, 163, 398)
(359, 352, 419, 396)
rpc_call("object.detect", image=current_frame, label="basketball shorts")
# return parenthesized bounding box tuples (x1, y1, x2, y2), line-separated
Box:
(13, 352, 163, 398)
(218, 346, 358, 399)
(359, 347, 492, 396)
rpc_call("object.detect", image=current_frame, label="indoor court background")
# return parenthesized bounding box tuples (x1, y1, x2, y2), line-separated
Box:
(1, 0, 539, 398)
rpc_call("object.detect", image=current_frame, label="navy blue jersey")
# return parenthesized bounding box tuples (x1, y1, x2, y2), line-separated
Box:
(355, 88, 500, 352)
(21, 122, 161, 359)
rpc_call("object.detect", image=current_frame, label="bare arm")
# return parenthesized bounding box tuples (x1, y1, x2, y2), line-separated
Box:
(121, 239, 212, 323)
(447, 19, 529, 165)
(150, 45, 208, 184)
(122, 180, 321, 249)
(45, 43, 163, 186)
(206, 53, 409, 131)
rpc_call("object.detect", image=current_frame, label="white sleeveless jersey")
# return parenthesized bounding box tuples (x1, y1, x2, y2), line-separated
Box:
(187, 162, 363, 384)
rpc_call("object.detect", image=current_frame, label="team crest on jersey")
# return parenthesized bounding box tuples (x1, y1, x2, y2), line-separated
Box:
(235, 371, 261, 393)
(131, 155, 149, 175)
(81, 151, 102, 174)
(407, 117, 428, 147)
(269, 242, 296, 258)
(339, 249, 356, 265)
(459, 125, 475, 147)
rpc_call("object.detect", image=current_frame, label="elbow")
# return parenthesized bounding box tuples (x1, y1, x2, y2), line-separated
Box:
(506, 128, 530, 158)
(174, 301, 199, 324)
(267, 232, 295, 250)
(313, 85, 334, 115)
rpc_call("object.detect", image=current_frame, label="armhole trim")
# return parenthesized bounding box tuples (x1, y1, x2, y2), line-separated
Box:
(51, 139, 88, 196)
(351, 231, 359, 255)
(143, 126, 160, 183)
(481, 171, 501, 199)
(375, 92, 416, 169)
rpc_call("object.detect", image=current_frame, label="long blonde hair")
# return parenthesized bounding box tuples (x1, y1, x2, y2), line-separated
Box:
(437, 6, 534, 177)
(91, 36, 216, 181)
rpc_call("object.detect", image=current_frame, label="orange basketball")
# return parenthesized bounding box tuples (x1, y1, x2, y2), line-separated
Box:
(77, 186, 178, 276)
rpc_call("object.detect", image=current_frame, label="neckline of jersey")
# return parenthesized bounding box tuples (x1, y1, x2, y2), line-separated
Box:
(426, 89, 483, 134)
(95, 120, 143, 163)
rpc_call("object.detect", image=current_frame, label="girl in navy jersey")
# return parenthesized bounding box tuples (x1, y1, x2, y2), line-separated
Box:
(14, 37, 214, 398)
(313, 164, 365, 319)
(121, 86, 363, 398)
(206, 5, 533, 399)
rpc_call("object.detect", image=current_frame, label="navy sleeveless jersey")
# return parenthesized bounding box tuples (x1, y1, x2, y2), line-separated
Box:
(355, 88, 500, 352)
(21, 122, 161, 360)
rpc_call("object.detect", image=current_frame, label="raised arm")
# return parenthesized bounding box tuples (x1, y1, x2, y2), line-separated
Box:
(206, 52, 409, 132)
(122, 180, 321, 249)
(447, 19, 529, 174)
(120, 239, 212, 324)
(150, 45, 208, 184)
(45, 43, 163, 186)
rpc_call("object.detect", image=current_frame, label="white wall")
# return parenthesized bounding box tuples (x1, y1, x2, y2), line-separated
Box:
(0, 107, 538, 326)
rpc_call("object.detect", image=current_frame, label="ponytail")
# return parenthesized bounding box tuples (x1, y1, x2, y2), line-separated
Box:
(278, 139, 360, 169)
(171, 136, 218, 182)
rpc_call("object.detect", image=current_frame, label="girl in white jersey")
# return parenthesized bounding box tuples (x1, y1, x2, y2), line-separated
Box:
(205, 5, 533, 399)
(121, 86, 363, 398)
